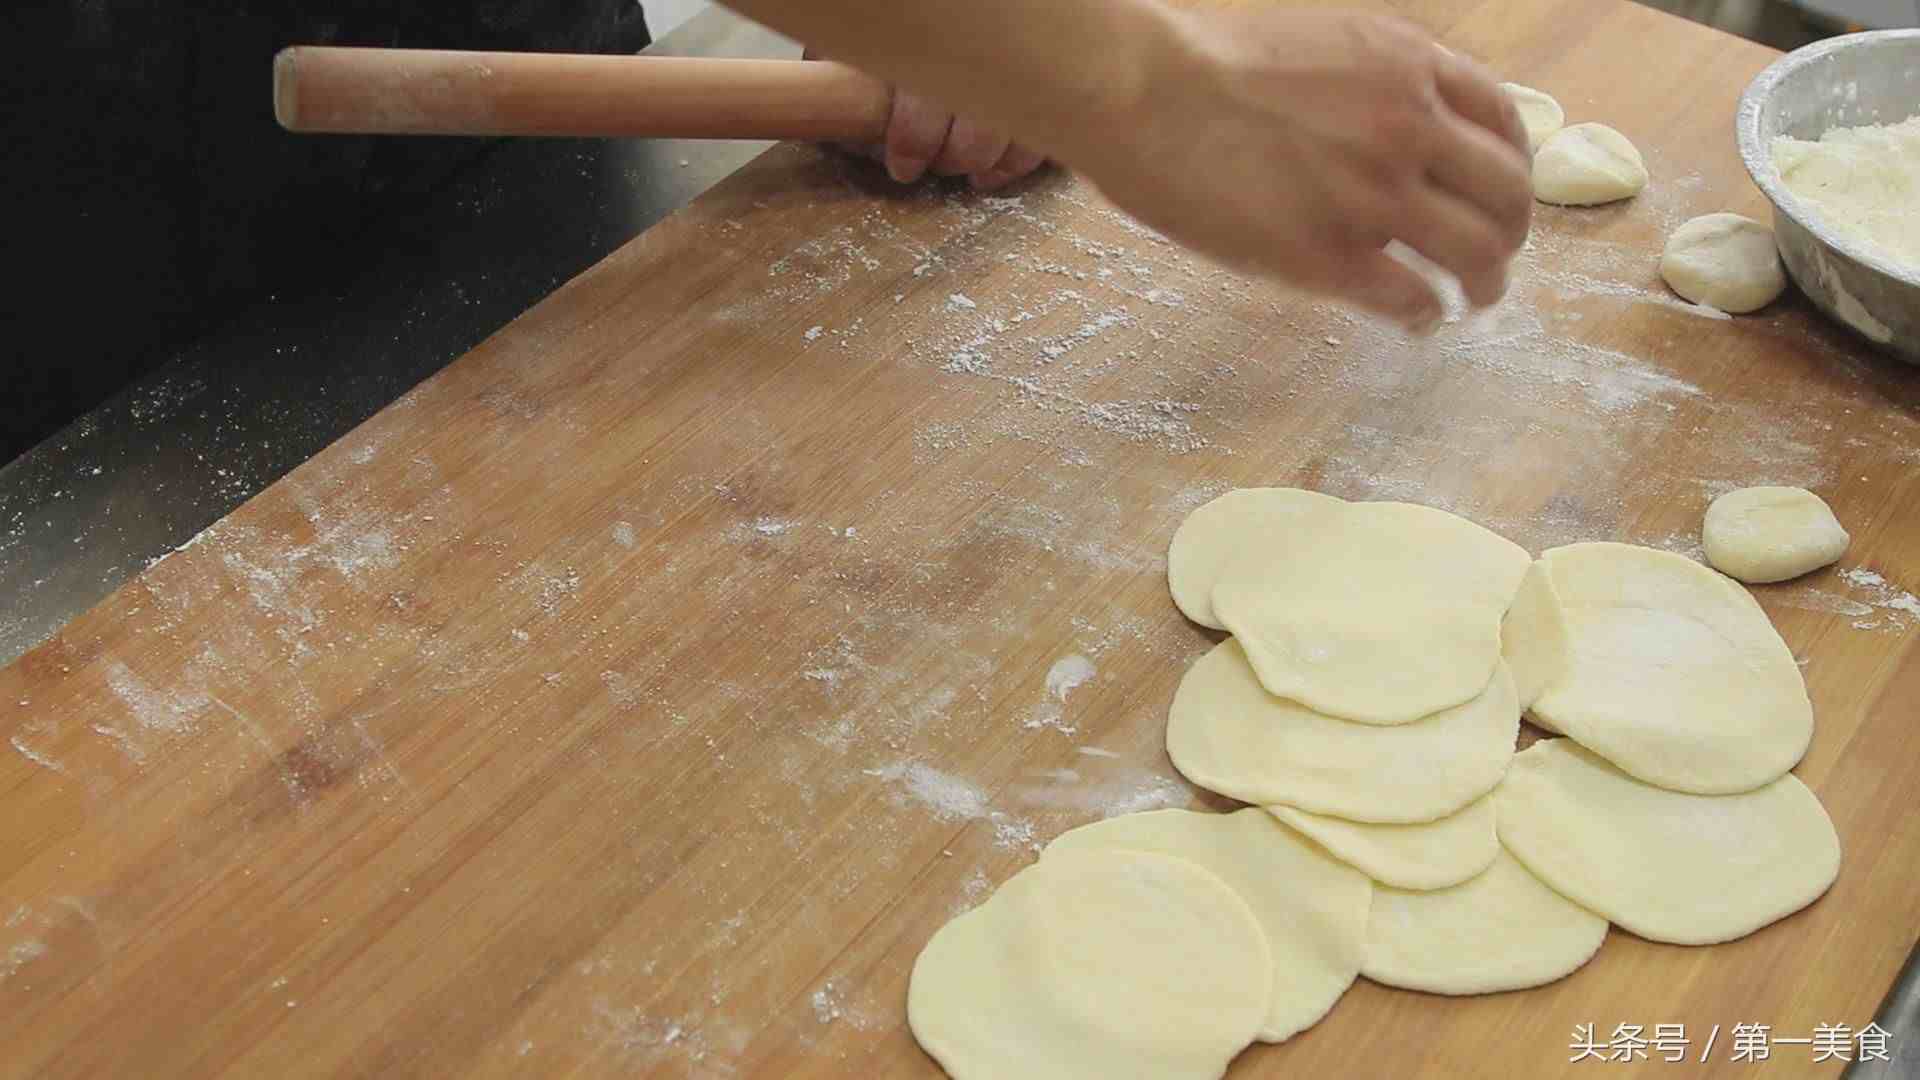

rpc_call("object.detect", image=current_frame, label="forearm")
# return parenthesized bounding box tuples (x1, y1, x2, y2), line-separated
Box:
(720, 0, 1181, 164)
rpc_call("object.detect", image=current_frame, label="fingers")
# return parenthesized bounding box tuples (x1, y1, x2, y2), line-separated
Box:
(1412, 50, 1530, 304)
(930, 115, 1011, 179)
(1432, 48, 1531, 163)
(1389, 183, 1513, 307)
(972, 143, 1049, 191)
(1323, 243, 1446, 334)
(883, 90, 956, 184)
(1424, 111, 1533, 253)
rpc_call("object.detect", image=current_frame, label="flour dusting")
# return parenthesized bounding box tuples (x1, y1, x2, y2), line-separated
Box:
(864, 762, 989, 821)
(1027, 653, 1097, 734)
(1838, 567, 1920, 629)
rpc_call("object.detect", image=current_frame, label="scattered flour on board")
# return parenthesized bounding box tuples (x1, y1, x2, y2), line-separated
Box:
(1007, 767, 1195, 817)
(1768, 586, 1874, 620)
(729, 516, 799, 541)
(810, 983, 844, 1025)
(863, 761, 1040, 850)
(1837, 568, 1920, 630)
(863, 762, 988, 820)
(587, 998, 743, 1070)
(0, 940, 47, 983)
(105, 660, 208, 736)
(1026, 653, 1096, 734)
(9, 724, 65, 774)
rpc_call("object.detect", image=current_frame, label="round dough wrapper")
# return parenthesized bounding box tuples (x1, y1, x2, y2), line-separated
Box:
(1531, 542, 1811, 794)
(1167, 488, 1344, 630)
(1363, 848, 1608, 995)
(1046, 808, 1370, 1043)
(1269, 795, 1498, 891)
(1502, 559, 1570, 713)
(1500, 82, 1565, 152)
(1212, 500, 1531, 725)
(1703, 485, 1850, 584)
(1533, 123, 1648, 206)
(1166, 639, 1520, 823)
(909, 847, 1271, 1080)
(1660, 213, 1787, 314)
(1495, 739, 1839, 946)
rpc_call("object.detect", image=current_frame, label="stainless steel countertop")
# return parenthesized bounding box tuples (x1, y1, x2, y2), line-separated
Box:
(0, 6, 796, 667)
(2, 6, 1914, 1066)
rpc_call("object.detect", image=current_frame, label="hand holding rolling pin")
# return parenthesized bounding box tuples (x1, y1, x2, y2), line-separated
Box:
(276, 1, 1532, 333)
(728, 1, 1532, 333)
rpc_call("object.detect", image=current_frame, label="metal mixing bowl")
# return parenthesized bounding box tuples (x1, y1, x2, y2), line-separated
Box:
(1736, 29, 1920, 363)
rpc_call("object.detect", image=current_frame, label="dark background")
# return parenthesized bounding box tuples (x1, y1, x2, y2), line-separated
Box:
(2, 2, 651, 463)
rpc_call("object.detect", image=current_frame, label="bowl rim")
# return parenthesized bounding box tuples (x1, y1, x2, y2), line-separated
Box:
(1736, 28, 1920, 289)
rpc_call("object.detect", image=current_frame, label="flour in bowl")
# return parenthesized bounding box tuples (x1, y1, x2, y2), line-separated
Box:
(1772, 115, 1920, 273)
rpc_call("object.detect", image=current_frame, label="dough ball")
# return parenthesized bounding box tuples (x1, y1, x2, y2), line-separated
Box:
(1166, 488, 1343, 630)
(908, 847, 1271, 1079)
(1362, 849, 1608, 995)
(1166, 639, 1520, 823)
(1269, 795, 1498, 892)
(1212, 500, 1531, 725)
(1502, 559, 1569, 713)
(1532, 123, 1649, 206)
(1703, 485, 1850, 584)
(1530, 542, 1811, 794)
(1495, 739, 1840, 945)
(1499, 83, 1565, 152)
(1659, 213, 1787, 314)
(1045, 808, 1370, 1043)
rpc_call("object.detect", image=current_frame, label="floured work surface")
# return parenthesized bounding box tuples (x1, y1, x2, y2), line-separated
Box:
(2, 1, 1918, 1076)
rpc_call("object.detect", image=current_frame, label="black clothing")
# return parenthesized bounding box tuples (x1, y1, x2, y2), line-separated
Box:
(4, 3, 651, 463)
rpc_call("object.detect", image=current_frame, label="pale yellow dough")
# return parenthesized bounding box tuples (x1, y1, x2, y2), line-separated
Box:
(1212, 500, 1530, 725)
(1500, 83, 1565, 152)
(1530, 542, 1811, 794)
(1660, 213, 1786, 314)
(1269, 795, 1498, 891)
(1166, 487, 1343, 630)
(908, 848, 1271, 1079)
(1502, 559, 1570, 714)
(1703, 485, 1849, 584)
(1533, 123, 1648, 206)
(1495, 739, 1840, 945)
(1363, 849, 1608, 995)
(1166, 639, 1520, 823)
(1045, 808, 1370, 1043)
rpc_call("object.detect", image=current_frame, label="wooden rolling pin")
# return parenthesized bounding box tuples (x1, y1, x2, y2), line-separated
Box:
(273, 47, 893, 141)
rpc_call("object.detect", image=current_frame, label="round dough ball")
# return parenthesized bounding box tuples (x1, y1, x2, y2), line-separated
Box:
(1166, 639, 1520, 823)
(1495, 739, 1840, 945)
(1530, 542, 1811, 794)
(1363, 849, 1608, 995)
(1269, 795, 1498, 891)
(1045, 808, 1370, 1043)
(1660, 213, 1787, 313)
(1499, 83, 1565, 152)
(1533, 123, 1649, 206)
(908, 848, 1271, 1079)
(1166, 488, 1343, 630)
(1703, 485, 1850, 584)
(1212, 500, 1531, 725)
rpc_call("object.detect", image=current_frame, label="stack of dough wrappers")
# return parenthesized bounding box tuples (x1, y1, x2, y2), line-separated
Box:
(909, 488, 1839, 1079)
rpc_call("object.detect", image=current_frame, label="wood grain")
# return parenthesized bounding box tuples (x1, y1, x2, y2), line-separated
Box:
(273, 51, 892, 141)
(4, 1, 1917, 1076)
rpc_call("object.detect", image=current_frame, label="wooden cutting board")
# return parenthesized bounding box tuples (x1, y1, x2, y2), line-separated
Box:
(4, 1, 1917, 1076)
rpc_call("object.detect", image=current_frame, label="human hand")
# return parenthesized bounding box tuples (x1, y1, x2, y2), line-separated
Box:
(1065, 10, 1533, 332)
(804, 49, 1048, 191)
